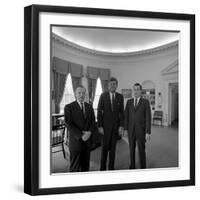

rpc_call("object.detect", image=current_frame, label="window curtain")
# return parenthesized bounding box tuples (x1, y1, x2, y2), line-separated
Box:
(52, 57, 83, 113)
(72, 77, 81, 92)
(52, 57, 70, 113)
(87, 66, 110, 102)
(69, 62, 83, 92)
(53, 72, 67, 113)
(88, 78, 97, 103)
(101, 80, 109, 92)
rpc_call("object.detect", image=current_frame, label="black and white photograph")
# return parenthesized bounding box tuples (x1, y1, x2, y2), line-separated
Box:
(24, 5, 195, 195)
(1, 0, 199, 198)
(51, 26, 179, 173)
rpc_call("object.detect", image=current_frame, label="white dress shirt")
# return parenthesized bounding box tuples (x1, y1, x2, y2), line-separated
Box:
(77, 101, 85, 114)
(134, 96, 141, 107)
(109, 92, 116, 102)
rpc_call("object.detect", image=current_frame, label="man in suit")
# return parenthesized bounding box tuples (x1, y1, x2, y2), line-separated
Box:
(124, 83, 151, 169)
(64, 85, 95, 172)
(97, 77, 124, 170)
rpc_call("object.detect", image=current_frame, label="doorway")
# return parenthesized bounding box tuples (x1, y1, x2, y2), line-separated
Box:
(168, 83, 178, 127)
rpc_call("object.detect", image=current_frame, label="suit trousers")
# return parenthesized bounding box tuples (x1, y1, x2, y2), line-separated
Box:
(129, 136, 146, 169)
(69, 143, 90, 172)
(100, 130, 117, 171)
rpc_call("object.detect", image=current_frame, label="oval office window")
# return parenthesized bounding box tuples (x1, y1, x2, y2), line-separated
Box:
(59, 73, 75, 114)
(93, 77, 103, 118)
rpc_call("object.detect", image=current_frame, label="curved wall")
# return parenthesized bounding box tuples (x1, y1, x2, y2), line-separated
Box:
(52, 35, 178, 126)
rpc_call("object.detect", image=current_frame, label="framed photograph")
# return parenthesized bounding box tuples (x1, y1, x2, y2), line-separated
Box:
(24, 4, 195, 195)
(122, 89, 132, 99)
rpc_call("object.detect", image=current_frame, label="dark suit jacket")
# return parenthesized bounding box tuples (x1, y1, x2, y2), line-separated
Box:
(97, 92, 124, 147)
(124, 97, 151, 141)
(64, 101, 95, 152)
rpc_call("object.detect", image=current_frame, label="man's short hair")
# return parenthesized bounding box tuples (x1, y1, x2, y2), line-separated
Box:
(109, 77, 118, 85)
(134, 83, 142, 90)
(75, 85, 86, 91)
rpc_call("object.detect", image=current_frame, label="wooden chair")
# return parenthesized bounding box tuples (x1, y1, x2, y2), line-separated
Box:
(153, 111, 163, 126)
(52, 123, 66, 159)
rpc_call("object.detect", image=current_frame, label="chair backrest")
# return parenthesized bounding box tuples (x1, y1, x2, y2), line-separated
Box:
(52, 124, 65, 131)
(52, 114, 64, 126)
(52, 124, 65, 146)
(153, 111, 163, 117)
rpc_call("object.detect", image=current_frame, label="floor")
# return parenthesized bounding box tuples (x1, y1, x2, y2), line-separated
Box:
(51, 125, 178, 173)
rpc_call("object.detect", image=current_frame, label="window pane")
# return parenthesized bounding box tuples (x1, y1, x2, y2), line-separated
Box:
(60, 73, 75, 113)
(93, 78, 103, 116)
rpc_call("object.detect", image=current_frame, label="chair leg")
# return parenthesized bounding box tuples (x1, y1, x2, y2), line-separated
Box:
(61, 142, 66, 159)
(62, 127, 66, 159)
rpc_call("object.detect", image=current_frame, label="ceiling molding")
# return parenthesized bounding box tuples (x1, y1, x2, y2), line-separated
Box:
(161, 60, 178, 75)
(52, 33, 178, 58)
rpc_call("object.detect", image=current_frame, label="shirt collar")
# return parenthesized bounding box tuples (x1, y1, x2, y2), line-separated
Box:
(109, 92, 116, 97)
(77, 100, 84, 107)
(134, 96, 141, 101)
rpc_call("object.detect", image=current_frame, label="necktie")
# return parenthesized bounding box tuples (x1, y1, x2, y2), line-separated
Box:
(81, 102, 85, 116)
(135, 98, 138, 107)
(111, 93, 115, 111)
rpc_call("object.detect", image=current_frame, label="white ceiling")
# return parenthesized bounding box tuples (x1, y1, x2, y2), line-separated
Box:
(53, 26, 179, 53)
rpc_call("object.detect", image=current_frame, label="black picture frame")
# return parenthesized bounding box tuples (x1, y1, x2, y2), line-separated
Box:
(24, 4, 195, 196)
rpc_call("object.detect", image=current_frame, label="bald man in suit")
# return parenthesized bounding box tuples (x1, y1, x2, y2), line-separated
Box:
(64, 85, 95, 172)
(124, 83, 151, 169)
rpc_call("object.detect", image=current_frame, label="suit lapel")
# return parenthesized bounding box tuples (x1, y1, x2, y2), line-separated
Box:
(75, 101, 81, 112)
(84, 103, 89, 119)
(106, 92, 113, 112)
(129, 99, 135, 113)
(110, 92, 118, 112)
(75, 101, 85, 119)
(134, 97, 142, 111)
(113, 93, 117, 109)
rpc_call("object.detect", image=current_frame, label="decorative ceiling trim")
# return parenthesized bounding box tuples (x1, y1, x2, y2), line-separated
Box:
(52, 33, 178, 58)
(161, 60, 178, 75)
